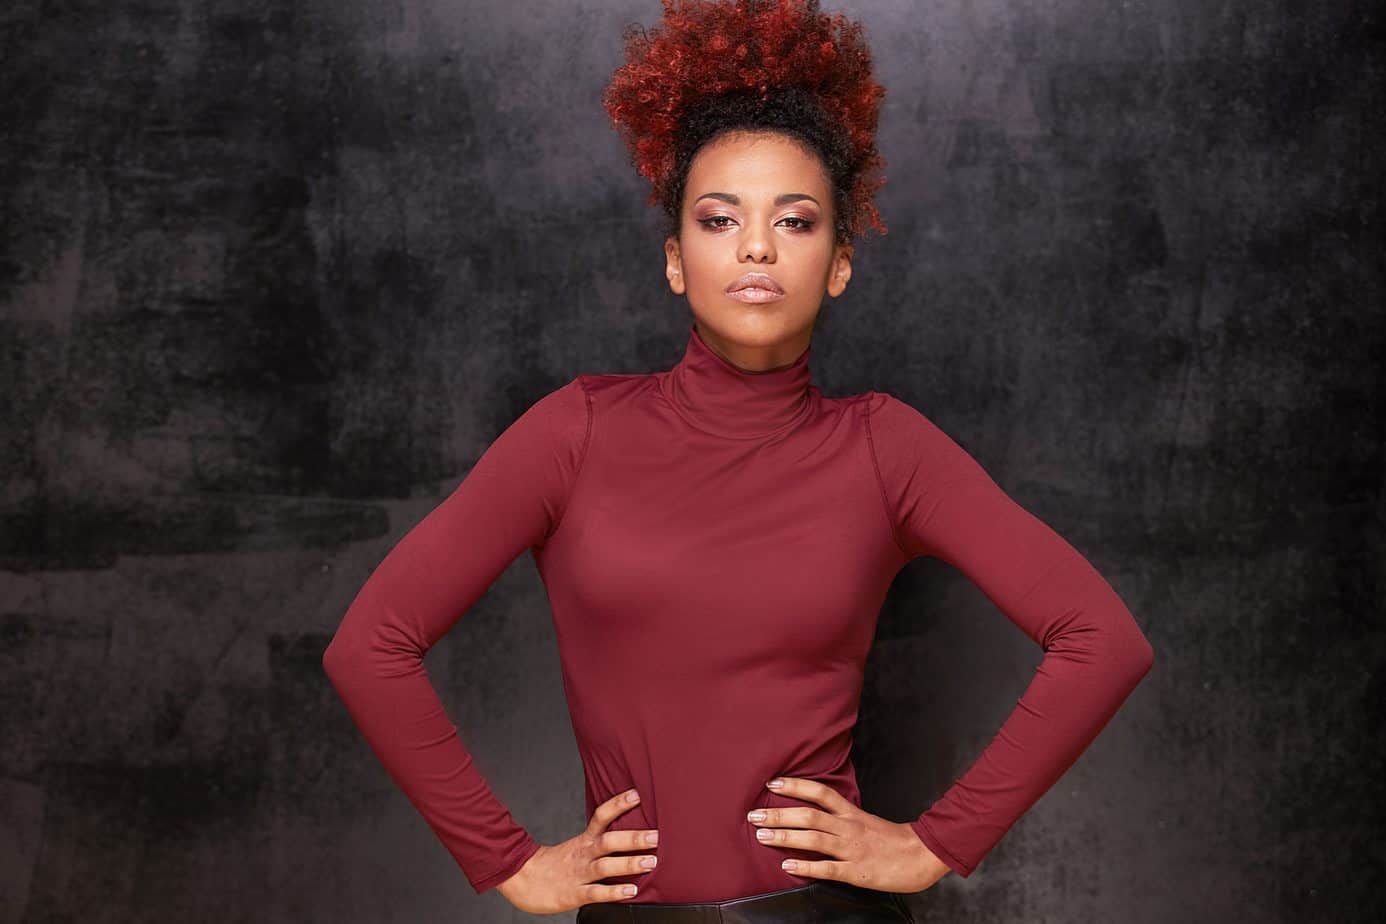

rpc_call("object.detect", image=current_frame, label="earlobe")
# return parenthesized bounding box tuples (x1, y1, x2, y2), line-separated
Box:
(665, 237, 684, 294)
(659, 236, 681, 295)
(827, 249, 853, 297)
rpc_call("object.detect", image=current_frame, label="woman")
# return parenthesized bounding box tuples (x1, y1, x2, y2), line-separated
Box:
(322, 1, 1155, 921)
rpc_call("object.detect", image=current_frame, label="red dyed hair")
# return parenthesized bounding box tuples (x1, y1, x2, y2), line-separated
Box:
(602, 0, 889, 241)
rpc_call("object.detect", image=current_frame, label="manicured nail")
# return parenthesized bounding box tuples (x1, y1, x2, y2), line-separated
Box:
(623, 884, 637, 896)
(782, 860, 797, 870)
(747, 811, 766, 822)
(767, 778, 784, 789)
(627, 790, 640, 802)
(756, 828, 773, 840)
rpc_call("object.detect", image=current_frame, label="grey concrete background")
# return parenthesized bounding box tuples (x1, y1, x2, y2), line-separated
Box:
(1, 1, 1380, 921)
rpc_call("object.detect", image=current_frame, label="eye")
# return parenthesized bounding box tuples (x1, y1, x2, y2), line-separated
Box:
(695, 215, 816, 232)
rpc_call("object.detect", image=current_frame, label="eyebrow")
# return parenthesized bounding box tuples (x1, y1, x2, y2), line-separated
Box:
(694, 192, 822, 208)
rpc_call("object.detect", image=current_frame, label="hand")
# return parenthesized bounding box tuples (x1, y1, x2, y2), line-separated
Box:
(747, 777, 952, 894)
(494, 788, 659, 915)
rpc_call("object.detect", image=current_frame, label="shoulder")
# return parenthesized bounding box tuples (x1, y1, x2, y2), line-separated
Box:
(576, 370, 658, 400)
(861, 389, 980, 481)
(518, 375, 590, 428)
(570, 369, 666, 421)
(518, 370, 663, 438)
(861, 389, 954, 447)
(520, 364, 669, 432)
(495, 376, 593, 470)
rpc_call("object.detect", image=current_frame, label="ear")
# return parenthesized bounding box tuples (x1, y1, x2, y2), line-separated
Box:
(665, 236, 685, 294)
(825, 242, 853, 298)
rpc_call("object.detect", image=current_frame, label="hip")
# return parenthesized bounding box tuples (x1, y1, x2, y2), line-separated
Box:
(576, 880, 914, 923)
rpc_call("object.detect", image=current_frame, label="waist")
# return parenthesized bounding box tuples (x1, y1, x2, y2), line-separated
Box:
(584, 774, 863, 902)
(577, 880, 912, 923)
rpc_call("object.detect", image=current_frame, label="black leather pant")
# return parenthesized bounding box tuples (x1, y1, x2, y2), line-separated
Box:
(575, 881, 915, 923)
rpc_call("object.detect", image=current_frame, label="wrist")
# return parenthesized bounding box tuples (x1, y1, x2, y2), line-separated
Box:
(898, 822, 951, 884)
(495, 845, 541, 901)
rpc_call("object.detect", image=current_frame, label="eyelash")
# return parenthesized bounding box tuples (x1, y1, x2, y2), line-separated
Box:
(696, 215, 815, 232)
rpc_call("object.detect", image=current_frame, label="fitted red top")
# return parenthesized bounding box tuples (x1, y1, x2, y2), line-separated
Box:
(323, 322, 1154, 902)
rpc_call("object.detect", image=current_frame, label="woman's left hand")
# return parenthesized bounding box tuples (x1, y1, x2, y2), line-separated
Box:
(747, 777, 952, 894)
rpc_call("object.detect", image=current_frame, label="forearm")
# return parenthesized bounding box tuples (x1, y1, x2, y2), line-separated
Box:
(910, 554, 1154, 876)
(323, 579, 542, 892)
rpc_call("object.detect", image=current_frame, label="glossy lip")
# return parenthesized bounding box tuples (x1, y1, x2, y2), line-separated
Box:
(726, 287, 786, 304)
(726, 271, 785, 295)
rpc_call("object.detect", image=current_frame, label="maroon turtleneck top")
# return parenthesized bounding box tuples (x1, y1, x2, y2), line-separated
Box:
(322, 322, 1154, 903)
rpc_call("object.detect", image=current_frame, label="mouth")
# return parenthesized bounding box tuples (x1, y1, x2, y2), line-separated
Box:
(726, 272, 786, 303)
(726, 287, 786, 304)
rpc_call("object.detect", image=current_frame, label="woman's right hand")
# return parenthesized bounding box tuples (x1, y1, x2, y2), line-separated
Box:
(494, 788, 659, 915)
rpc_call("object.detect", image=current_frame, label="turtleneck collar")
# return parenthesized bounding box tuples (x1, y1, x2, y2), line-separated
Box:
(660, 322, 815, 439)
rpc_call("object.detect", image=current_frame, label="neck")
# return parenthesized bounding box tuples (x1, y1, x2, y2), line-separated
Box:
(661, 322, 815, 439)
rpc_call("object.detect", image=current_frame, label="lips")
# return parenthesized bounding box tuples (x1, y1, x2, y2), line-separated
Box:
(726, 272, 785, 295)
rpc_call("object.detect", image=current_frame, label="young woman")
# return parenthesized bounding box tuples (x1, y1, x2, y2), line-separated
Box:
(323, 2, 1155, 921)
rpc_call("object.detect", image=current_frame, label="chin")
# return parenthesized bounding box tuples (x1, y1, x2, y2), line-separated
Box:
(696, 303, 810, 343)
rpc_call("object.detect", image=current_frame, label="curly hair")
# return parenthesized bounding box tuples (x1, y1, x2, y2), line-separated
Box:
(602, 0, 889, 246)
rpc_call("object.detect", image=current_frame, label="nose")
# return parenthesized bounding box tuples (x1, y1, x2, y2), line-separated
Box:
(740, 223, 775, 263)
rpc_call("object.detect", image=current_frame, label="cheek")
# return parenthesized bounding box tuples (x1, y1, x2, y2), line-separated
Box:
(782, 242, 835, 283)
(677, 242, 723, 283)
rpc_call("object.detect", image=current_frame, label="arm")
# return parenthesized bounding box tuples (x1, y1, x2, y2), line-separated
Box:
(866, 392, 1154, 878)
(322, 377, 592, 894)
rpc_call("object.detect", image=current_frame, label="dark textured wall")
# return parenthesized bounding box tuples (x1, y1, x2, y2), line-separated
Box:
(1, 1, 1380, 922)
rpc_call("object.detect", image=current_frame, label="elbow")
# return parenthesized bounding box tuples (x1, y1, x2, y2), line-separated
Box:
(1136, 630, 1155, 677)
(1049, 610, 1155, 692)
(322, 633, 345, 681)
(1136, 629, 1155, 672)
(1115, 621, 1155, 690)
(321, 607, 426, 687)
(321, 608, 376, 684)
(321, 630, 358, 687)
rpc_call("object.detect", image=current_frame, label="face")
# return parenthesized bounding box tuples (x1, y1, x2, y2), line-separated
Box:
(664, 130, 853, 371)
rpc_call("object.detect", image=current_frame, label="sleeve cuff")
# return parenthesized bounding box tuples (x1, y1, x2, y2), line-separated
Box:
(468, 835, 544, 895)
(909, 816, 975, 878)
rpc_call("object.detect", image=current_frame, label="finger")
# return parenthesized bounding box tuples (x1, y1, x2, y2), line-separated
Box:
(747, 806, 843, 836)
(597, 828, 660, 855)
(752, 824, 840, 856)
(777, 857, 846, 881)
(580, 881, 642, 903)
(590, 852, 659, 879)
(586, 788, 642, 836)
(768, 777, 855, 815)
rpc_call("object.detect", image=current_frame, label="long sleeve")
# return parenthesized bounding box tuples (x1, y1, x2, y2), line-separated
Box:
(866, 392, 1154, 878)
(322, 376, 592, 894)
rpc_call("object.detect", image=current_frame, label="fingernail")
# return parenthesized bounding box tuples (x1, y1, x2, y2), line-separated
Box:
(645, 831, 659, 845)
(627, 790, 640, 803)
(756, 828, 773, 840)
(640, 856, 658, 868)
(623, 885, 637, 896)
(782, 860, 797, 871)
(747, 811, 766, 822)
(767, 778, 784, 789)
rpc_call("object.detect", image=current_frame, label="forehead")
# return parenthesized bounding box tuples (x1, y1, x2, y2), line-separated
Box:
(686, 131, 830, 198)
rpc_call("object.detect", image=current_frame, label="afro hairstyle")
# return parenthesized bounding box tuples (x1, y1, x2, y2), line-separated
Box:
(602, 0, 889, 246)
